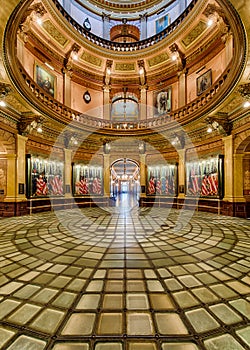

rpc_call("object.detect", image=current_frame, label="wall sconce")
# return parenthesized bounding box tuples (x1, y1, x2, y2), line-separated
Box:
(138, 59, 146, 86)
(0, 100, 6, 107)
(31, 117, 44, 133)
(237, 83, 250, 108)
(0, 82, 11, 108)
(171, 132, 185, 148)
(105, 60, 113, 86)
(205, 117, 231, 135)
(139, 141, 145, 154)
(104, 142, 111, 154)
(71, 136, 78, 145)
(37, 122, 43, 133)
(18, 116, 44, 136)
(207, 124, 213, 133)
(206, 118, 219, 133)
(169, 43, 186, 71)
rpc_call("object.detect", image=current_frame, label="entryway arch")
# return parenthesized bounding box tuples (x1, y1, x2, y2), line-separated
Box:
(110, 158, 140, 210)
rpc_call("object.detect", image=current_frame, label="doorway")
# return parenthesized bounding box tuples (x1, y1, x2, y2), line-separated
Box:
(110, 158, 140, 210)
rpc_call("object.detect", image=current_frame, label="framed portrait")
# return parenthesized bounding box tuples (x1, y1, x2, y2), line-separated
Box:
(34, 63, 56, 98)
(154, 87, 171, 116)
(156, 14, 169, 34)
(197, 69, 212, 96)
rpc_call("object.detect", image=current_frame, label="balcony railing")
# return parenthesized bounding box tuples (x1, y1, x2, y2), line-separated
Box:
(19, 62, 231, 132)
(51, 0, 198, 51)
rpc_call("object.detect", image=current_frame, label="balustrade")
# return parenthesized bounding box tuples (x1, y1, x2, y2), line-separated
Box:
(17, 62, 230, 132)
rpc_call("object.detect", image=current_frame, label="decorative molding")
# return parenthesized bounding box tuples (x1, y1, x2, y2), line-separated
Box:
(182, 21, 207, 47)
(42, 20, 69, 47)
(0, 82, 12, 98)
(147, 53, 169, 68)
(237, 83, 250, 99)
(115, 63, 135, 71)
(81, 52, 102, 67)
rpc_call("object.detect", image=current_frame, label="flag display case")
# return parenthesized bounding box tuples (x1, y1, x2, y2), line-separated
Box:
(186, 155, 224, 198)
(72, 163, 103, 196)
(147, 164, 177, 196)
(26, 155, 64, 198)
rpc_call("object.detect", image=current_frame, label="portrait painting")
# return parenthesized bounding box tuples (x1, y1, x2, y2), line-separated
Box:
(156, 14, 169, 34)
(197, 69, 212, 96)
(154, 87, 171, 115)
(35, 63, 56, 98)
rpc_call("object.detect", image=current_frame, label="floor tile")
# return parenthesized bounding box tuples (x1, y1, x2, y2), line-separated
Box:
(155, 313, 188, 335)
(0, 207, 249, 349)
(204, 334, 245, 350)
(61, 313, 96, 335)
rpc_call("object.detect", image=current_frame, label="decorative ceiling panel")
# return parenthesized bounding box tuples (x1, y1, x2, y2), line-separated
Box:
(42, 20, 69, 47)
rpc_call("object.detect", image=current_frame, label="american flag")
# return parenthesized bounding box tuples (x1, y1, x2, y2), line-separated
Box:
(36, 176, 48, 196)
(92, 177, 102, 194)
(156, 178, 162, 194)
(50, 175, 63, 195)
(148, 177, 155, 194)
(201, 175, 210, 196)
(79, 178, 89, 194)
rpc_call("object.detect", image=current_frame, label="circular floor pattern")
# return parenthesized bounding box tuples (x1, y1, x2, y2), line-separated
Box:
(0, 207, 249, 350)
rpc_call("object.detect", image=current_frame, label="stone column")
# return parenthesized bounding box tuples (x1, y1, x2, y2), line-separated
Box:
(140, 13, 147, 40)
(225, 33, 233, 64)
(178, 71, 186, 108)
(5, 154, 16, 201)
(233, 153, 245, 202)
(223, 135, 234, 201)
(63, 70, 72, 108)
(102, 13, 110, 40)
(16, 135, 28, 200)
(177, 149, 186, 198)
(179, 0, 187, 13)
(103, 85, 111, 120)
(103, 154, 110, 197)
(139, 86, 147, 120)
(139, 154, 146, 197)
(64, 149, 72, 197)
(63, 0, 71, 14)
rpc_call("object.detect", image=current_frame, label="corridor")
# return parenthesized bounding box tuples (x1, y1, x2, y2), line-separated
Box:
(0, 206, 249, 349)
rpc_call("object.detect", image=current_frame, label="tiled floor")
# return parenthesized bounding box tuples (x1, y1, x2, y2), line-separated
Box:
(0, 205, 249, 349)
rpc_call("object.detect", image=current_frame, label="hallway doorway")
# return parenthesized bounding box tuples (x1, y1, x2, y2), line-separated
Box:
(110, 158, 140, 211)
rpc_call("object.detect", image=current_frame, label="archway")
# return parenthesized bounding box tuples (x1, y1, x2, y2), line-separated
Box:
(110, 158, 140, 210)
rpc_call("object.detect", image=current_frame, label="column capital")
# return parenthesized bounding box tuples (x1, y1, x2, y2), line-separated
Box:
(103, 85, 111, 93)
(139, 84, 148, 92)
(17, 134, 28, 142)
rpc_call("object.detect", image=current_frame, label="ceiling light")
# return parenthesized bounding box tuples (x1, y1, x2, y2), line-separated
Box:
(36, 18, 42, 25)
(171, 54, 177, 61)
(243, 101, 250, 108)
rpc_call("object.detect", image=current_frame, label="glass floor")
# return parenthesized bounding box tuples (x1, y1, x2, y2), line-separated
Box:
(0, 205, 249, 349)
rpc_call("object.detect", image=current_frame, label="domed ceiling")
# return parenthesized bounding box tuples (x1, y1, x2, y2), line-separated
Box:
(77, 0, 172, 16)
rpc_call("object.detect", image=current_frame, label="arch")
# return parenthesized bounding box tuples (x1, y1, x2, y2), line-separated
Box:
(235, 130, 250, 153)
